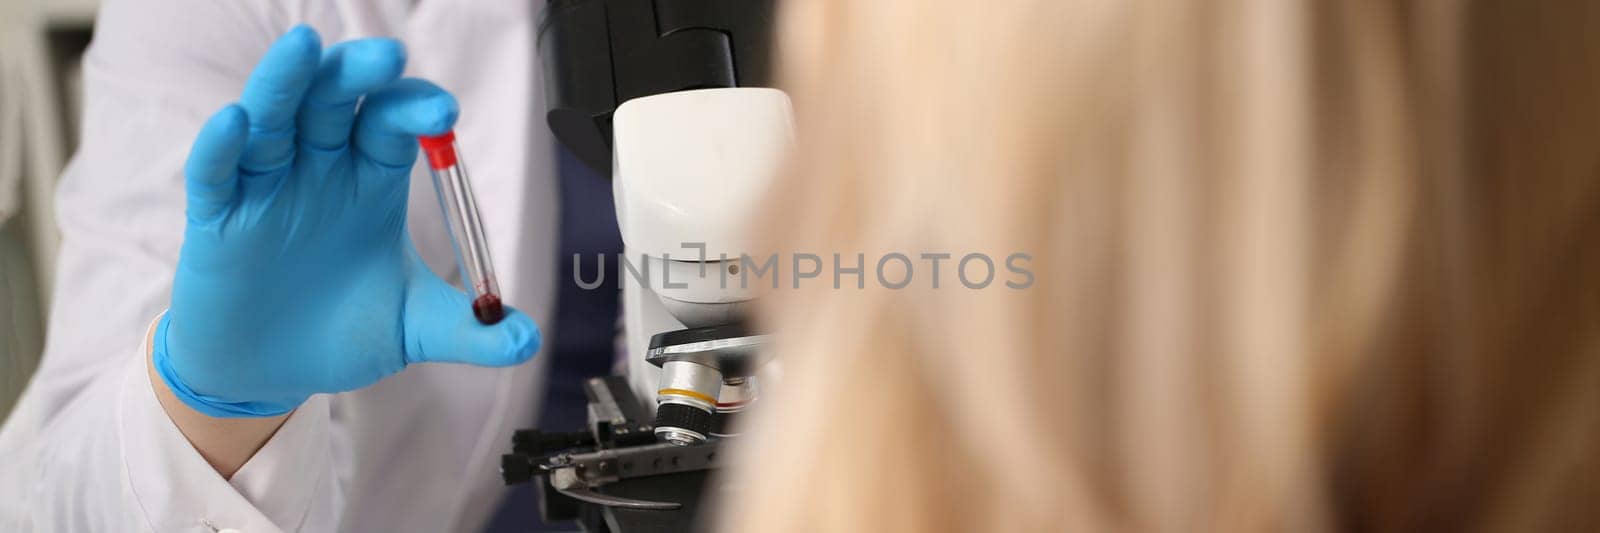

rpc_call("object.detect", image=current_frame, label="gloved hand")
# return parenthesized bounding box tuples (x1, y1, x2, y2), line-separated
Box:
(153, 26, 541, 418)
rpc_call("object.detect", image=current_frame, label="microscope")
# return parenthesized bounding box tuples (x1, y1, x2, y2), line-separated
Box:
(499, 1, 790, 530)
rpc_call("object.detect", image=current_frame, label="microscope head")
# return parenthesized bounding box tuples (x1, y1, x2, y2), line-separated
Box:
(612, 86, 792, 331)
(612, 87, 792, 269)
(613, 86, 790, 325)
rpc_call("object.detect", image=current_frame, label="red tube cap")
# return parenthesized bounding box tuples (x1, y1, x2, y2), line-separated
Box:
(418, 131, 458, 169)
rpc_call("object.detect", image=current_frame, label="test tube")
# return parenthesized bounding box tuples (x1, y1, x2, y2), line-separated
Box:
(419, 131, 505, 325)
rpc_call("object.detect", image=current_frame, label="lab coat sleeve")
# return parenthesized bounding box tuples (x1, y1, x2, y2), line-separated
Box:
(3, 324, 337, 532)
(120, 321, 338, 533)
(0, 0, 345, 530)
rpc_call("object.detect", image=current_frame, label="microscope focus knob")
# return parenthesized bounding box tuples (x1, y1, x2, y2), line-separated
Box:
(501, 453, 536, 485)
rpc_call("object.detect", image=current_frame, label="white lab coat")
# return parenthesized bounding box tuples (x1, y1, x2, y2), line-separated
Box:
(0, 1, 558, 531)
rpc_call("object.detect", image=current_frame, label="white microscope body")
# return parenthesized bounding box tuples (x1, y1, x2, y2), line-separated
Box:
(611, 87, 793, 444)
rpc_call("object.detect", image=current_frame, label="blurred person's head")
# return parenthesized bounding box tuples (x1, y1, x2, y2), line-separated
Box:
(719, 1, 1600, 532)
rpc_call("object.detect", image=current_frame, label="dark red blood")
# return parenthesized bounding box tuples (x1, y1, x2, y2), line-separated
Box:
(472, 293, 505, 325)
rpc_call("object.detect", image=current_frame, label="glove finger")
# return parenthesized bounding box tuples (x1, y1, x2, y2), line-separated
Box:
(402, 263, 541, 367)
(351, 77, 458, 168)
(184, 104, 249, 223)
(238, 25, 321, 175)
(296, 38, 407, 151)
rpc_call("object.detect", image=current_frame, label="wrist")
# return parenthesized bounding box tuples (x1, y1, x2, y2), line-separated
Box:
(153, 312, 300, 418)
(146, 314, 291, 478)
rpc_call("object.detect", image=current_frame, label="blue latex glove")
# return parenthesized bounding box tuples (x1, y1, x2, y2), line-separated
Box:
(153, 26, 541, 417)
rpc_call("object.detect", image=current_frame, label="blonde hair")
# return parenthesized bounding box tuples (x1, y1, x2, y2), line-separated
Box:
(720, 1, 1600, 532)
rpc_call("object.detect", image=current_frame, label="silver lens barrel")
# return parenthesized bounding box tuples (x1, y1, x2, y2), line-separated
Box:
(654, 361, 723, 445)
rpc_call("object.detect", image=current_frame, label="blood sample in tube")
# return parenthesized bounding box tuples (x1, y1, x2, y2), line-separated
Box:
(419, 131, 506, 325)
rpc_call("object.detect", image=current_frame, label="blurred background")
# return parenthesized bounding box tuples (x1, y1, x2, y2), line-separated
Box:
(0, 0, 98, 423)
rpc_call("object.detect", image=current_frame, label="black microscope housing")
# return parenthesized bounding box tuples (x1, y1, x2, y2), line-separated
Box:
(539, 0, 777, 176)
